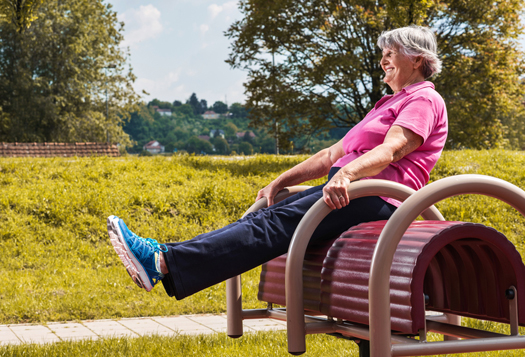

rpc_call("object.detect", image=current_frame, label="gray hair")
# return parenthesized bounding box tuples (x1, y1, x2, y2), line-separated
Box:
(377, 25, 442, 79)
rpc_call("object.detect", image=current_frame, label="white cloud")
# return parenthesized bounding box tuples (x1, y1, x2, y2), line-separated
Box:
(134, 69, 183, 100)
(200, 24, 209, 35)
(223, 1, 237, 12)
(208, 4, 223, 19)
(120, 5, 163, 47)
(208, 2, 237, 19)
(227, 77, 247, 104)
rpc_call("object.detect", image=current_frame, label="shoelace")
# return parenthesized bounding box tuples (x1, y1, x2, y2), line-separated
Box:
(129, 232, 168, 262)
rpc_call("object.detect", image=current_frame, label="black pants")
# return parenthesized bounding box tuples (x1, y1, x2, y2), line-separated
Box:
(161, 168, 397, 299)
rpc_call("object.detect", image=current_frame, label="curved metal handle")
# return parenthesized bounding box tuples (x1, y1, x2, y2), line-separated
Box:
(285, 179, 444, 354)
(227, 185, 313, 337)
(369, 174, 525, 357)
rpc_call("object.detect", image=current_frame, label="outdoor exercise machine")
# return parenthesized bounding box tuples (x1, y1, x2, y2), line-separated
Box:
(226, 174, 525, 356)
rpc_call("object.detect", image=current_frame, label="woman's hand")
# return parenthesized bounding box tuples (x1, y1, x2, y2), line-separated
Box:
(255, 140, 346, 207)
(322, 172, 352, 210)
(256, 180, 283, 207)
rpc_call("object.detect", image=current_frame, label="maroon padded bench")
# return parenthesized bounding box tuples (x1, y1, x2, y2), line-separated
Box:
(226, 175, 525, 357)
(259, 220, 525, 336)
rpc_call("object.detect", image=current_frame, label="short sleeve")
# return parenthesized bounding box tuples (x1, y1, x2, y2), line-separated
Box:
(393, 96, 436, 142)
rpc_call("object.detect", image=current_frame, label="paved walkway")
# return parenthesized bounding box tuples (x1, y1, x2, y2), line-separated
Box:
(0, 314, 287, 345)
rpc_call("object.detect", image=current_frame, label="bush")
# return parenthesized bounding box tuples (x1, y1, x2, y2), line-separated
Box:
(139, 150, 153, 156)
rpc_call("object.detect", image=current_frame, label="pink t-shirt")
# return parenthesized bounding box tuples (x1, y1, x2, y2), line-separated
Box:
(332, 81, 448, 207)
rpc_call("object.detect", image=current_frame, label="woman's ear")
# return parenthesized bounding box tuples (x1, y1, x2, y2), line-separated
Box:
(413, 56, 423, 69)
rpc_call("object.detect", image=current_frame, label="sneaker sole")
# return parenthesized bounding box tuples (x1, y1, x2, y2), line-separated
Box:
(107, 216, 154, 292)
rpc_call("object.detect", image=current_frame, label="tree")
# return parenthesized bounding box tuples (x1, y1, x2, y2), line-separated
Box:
(224, 122, 239, 137)
(200, 99, 208, 113)
(0, 0, 44, 33)
(186, 93, 209, 115)
(211, 136, 230, 154)
(186, 136, 213, 154)
(226, 0, 525, 149)
(148, 99, 172, 109)
(0, 0, 138, 143)
(187, 93, 201, 115)
(173, 100, 182, 107)
(238, 141, 253, 155)
(243, 130, 254, 144)
(229, 102, 247, 118)
(212, 101, 228, 114)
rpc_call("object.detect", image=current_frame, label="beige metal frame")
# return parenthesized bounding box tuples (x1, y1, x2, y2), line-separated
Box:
(369, 174, 525, 356)
(227, 174, 525, 356)
(227, 186, 313, 337)
(227, 180, 445, 341)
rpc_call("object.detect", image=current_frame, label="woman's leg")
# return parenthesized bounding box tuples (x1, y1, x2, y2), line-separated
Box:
(161, 192, 396, 300)
(107, 183, 326, 294)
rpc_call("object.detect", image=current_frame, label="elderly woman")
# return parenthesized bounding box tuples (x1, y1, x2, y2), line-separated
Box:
(107, 25, 448, 300)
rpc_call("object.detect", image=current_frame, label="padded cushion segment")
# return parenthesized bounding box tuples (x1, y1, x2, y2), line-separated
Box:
(258, 220, 525, 334)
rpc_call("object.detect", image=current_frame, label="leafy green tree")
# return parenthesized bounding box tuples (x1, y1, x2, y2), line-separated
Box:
(148, 99, 172, 110)
(226, 0, 525, 149)
(186, 136, 213, 154)
(212, 101, 228, 114)
(0, 0, 44, 33)
(124, 105, 154, 151)
(224, 122, 239, 137)
(174, 104, 194, 117)
(173, 100, 182, 107)
(0, 0, 138, 143)
(229, 102, 247, 119)
(211, 136, 230, 154)
(200, 99, 208, 113)
(243, 130, 254, 144)
(187, 93, 205, 115)
(238, 141, 253, 155)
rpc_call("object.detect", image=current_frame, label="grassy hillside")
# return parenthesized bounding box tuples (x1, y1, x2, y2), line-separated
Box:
(0, 151, 524, 324)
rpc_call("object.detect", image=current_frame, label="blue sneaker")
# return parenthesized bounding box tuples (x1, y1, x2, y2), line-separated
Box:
(107, 215, 168, 292)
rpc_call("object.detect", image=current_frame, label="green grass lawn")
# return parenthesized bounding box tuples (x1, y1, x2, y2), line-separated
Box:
(1, 151, 525, 356)
(0, 331, 522, 356)
(0, 332, 356, 357)
(1, 151, 525, 323)
(0, 154, 325, 323)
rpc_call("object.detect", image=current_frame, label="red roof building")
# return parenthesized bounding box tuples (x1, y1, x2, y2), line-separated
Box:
(143, 140, 165, 154)
(202, 111, 220, 119)
(236, 131, 256, 138)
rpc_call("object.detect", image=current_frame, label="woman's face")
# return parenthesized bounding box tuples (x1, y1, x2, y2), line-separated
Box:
(380, 47, 422, 93)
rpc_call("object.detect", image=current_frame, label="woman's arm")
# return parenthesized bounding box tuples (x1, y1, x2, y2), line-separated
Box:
(322, 125, 423, 210)
(256, 139, 346, 206)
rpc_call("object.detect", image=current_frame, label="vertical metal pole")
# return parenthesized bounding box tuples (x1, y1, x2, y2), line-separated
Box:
(106, 84, 109, 143)
(509, 286, 519, 336)
(444, 313, 461, 341)
(226, 276, 243, 337)
(272, 50, 279, 155)
(103, 64, 116, 143)
(275, 122, 279, 155)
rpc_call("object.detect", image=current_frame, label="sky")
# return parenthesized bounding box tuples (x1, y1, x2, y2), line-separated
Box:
(108, 1, 525, 108)
(108, 0, 247, 107)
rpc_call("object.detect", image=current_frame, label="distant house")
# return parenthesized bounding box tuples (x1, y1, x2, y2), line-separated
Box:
(156, 109, 172, 116)
(210, 129, 225, 139)
(198, 135, 210, 141)
(151, 106, 172, 116)
(236, 131, 256, 139)
(202, 111, 220, 119)
(143, 140, 165, 154)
